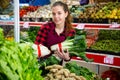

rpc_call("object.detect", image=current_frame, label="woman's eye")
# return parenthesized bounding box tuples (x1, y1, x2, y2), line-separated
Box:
(52, 13, 55, 16)
(58, 12, 62, 15)
(52, 12, 62, 16)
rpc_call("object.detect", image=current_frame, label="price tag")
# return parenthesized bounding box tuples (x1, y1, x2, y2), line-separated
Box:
(76, 24, 85, 29)
(104, 55, 114, 64)
(23, 22, 29, 28)
(0, 15, 10, 20)
(110, 22, 119, 28)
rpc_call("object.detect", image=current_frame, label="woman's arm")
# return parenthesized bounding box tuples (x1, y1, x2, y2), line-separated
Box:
(34, 24, 49, 45)
(34, 23, 51, 58)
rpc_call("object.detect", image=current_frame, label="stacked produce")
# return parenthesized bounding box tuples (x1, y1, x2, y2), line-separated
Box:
(38, 57, 97, 80)
(0, 28, 44, 80)
(19, 1, 120, 23)
(44, 64, 86, 80)
(70, 4, 93, 18)
(19, 0, 79, 20)
(89, 30, 120, 55)
(70, 2, 120, 23)
(20, 5, 52, 21)
(42, 62, 98, 80)
(20, 6, 39, 18)
(93, 2, 120, 19)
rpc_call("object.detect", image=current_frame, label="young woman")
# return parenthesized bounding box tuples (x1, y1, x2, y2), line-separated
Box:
(34, 1, 75, 61)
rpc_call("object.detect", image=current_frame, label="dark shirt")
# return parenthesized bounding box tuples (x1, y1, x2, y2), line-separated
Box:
(35, 22, 75, 49)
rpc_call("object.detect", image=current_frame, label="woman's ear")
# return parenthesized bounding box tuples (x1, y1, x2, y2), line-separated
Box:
(65, 11, 68, 18)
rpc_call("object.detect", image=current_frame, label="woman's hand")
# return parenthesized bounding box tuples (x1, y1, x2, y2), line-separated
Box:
(54, 49, 70, 61)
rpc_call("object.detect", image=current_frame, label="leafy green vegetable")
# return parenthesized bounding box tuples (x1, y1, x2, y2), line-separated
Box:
(27, 27, 40, 42)
(65, 62, 96, 80)
(0, 28, 4, 46)
(0, 28, 44, 80)
(38, 55, 61, 76)
(51, 29, 93, 62)
(90, 30, 120, 53)
(20, 27, 40, 42)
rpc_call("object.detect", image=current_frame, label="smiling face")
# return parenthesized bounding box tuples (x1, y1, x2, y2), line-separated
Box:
(52, 5, 68, 27)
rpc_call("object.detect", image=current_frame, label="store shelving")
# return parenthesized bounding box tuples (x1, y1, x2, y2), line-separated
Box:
(0, 21, 120, 29)
(74, 23, 120, 30)
(0, 20, 14, 25)
(72, 52, 120, 68)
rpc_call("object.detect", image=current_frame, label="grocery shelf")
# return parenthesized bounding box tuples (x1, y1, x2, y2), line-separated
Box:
(20, 21, 46, 27)
(73, 23, 120, 30)
(0, 21, 120, 29)
(0, 21, 14, 25)
(72, 52, 120, 68)
(19, 22, 120, 29)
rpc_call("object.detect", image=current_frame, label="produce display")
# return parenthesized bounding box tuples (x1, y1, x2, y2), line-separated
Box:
(38, 55, 61, 76)
(20, 27, 40, 42)
(70, 2, 120, 23)
(20, 5, 52, 21)
(0, 26, 14, 41)
(42, 62, 99, 80)
(38, 57, 100, 80)
(0, 28, 44, 80)
(20, 6, 39, 18)
(65, 62, 98, 80)
(44, 64, 86, 80)
(19, 1, 120, 23)
(88, 30, 120, 55)
(0, 0, 14, 20)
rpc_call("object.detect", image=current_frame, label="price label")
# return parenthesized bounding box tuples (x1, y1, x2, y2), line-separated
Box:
(0, 15, 10, 20)
(76, 24, 85, 29)
(23, 22, 29, 28)
(110, 22, 120, 28)
(104, 55, 114, 64)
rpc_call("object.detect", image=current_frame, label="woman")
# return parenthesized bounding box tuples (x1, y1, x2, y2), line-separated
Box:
(34, 1, 75, 61)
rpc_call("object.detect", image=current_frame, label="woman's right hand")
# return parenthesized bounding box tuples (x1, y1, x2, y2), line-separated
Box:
(54, 48, 70, 61)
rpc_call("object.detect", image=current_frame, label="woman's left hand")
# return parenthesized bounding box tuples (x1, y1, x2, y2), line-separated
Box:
(54, 49, 70, 61)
